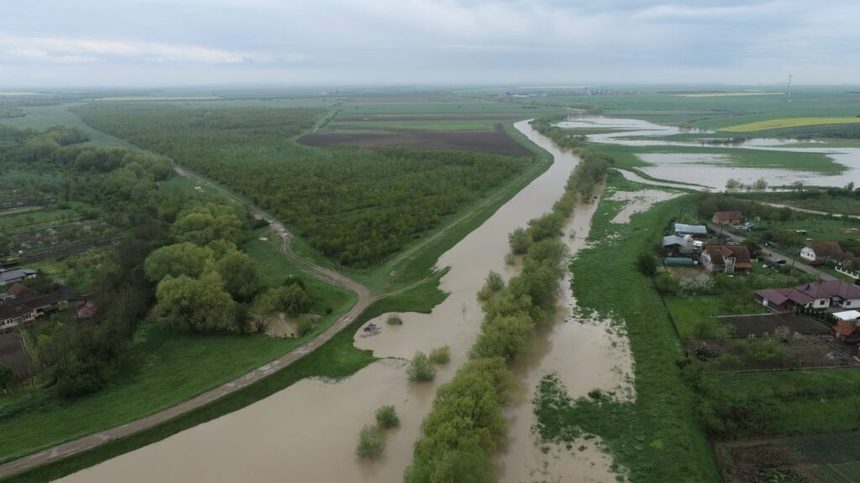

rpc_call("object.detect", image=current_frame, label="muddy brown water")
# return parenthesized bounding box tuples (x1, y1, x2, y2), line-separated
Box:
(60, 120, 602, 483)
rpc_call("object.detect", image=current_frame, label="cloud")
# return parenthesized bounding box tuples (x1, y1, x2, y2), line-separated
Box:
(0, 0, 859, 86)
(0, 33, 273, 64)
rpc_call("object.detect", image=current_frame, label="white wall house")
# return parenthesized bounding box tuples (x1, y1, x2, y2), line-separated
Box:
(800, 247, 817, 262)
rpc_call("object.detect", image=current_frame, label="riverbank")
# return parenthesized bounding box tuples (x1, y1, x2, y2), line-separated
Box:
(533, 170, 721, 482)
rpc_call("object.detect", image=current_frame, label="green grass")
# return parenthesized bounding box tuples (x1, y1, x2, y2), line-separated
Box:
(735, 191, 860, 216)
(533, 178, 720, 482)
(3, 271, 447, 482)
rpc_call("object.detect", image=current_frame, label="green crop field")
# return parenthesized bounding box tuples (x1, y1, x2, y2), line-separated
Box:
(720, 117, 860, 132)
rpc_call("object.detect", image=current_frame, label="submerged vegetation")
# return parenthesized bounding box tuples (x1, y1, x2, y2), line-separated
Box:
(406, 117, 608, 482)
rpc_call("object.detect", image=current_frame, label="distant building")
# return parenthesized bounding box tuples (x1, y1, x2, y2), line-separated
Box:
(674, 223, 708, 238)
(712, 211, 743, 225)
(800, 242, 845, 263)
(700, 245, 752, 274)
(0, 300, 36, 331)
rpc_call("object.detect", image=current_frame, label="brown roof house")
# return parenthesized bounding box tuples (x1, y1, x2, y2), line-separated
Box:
(800, 241, 845, 263)
(755, 280, 860, 312)
(700, 245, 752, 274)
(0, 300, 36, 331)
(712, 210, 743, 225)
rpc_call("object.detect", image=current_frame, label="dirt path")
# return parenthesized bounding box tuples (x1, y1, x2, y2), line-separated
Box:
(0, 166, 374, 481)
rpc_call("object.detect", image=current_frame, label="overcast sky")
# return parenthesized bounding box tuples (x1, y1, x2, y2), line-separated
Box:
(2, 0, 859, 88)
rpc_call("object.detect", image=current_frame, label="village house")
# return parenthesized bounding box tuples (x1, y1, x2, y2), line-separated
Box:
(0, 299, 37, 331)
(0, 268, 37, 286)
(662, 234, 700, 255)
(0, 283, 73, 330)
(833, 310, 860, 339)
(674, 223, 709, 239)
(712, 210, 743, 225)
(800, 241, 845, 264)
(755, 280, 860, 312)
(700, 245, 752, 274)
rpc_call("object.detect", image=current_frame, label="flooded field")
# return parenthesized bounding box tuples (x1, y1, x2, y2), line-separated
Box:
(558, 117, 860, 189)
(60, 120, 594, 483)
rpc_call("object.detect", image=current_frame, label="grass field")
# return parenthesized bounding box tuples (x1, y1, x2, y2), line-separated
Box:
(720, 117, 860, 133)
(534, 172, 720, 482)
(0, 104, 138, 150)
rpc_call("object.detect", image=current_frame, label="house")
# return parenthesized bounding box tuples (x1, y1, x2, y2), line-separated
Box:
(662, 234, 698, 255)
(833, 310, 860, 338)
(674, 223, 708, 238)
(800, 241, 845, 263)
(755, 280, 860, 312)
(712, 211, 743, 225)
(700, 245, 752, 274)
(0, 300, 37, 331)
(0, 268, 37, 286)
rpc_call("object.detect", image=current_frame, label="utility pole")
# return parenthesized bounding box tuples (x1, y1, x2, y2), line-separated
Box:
(785, 74, 793, 103)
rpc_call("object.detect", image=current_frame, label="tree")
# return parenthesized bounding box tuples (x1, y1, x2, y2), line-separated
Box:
(726, 178, 741, 190)
(171, 203, 244, 245)
(508, 228, 532, 255)
(472, 314, 534, 361)
(253, 284, 312, 317)
(214, 250, 260, 302)
(407, 351, 436, 382)
(155, 273, 237, 332)
(144, 242, 214, 282)
(429, 346, 450, 364)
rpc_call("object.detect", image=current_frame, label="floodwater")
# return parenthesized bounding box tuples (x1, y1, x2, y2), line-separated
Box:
(494, 185, 684, 483)
(60, 120, 589, 483)
(558, 117, 860, 189)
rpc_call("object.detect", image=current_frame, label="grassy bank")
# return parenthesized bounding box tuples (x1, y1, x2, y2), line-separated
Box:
(3, 271, 447, 482)
(533, 175, 720, 482)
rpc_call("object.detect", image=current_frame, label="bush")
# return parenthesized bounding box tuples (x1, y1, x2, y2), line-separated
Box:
(296, 316, 315, 337)
(375, 405, 400, 429)
(508, 227, 532, 255)
(356, 425, 385, 458)
(654, 271, 678, 295)
(386, 315, 403, 325)
(429, 346, 451, 364)
(484, 271, 504, 292)
(407, 351, 436, 382)
(636, 253, 657, 276)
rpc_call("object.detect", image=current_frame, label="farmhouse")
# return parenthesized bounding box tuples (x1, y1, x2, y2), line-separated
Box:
(700, 245, 752, 274)
(800, 241, 845, 263)
(833, 310, 860, 339)
(0, 268, 37, 286)
(712, 210, 743, 225)
(755, 280, 860, 312)
(674, 223, 708, 238)
(662, 234, 699, 255)
(0, 299, 36, 331)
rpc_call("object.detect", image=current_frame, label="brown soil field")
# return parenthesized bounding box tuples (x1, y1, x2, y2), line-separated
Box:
(717, 314, 831, 338)
(716, 432, 860, 483)
(686, 334, 859, 371)
(298, 125, 532, 156)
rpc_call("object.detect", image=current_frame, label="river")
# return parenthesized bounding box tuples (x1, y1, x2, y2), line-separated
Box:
(61, 120, 627, 483)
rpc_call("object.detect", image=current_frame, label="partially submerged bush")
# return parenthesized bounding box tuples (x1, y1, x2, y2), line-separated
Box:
(356, 425, 385, 458)
(375, 405, 400, 429)
(429, 346, 450, 364)
(407, 351, 436, 382)
(387, 315, 403, 326)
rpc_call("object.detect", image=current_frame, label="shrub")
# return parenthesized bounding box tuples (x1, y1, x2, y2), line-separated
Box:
(375, 405, 400, 429)
(387, 315, 403, 325)
(429, 346, 451, 364)
(356, 425, 385, 458)
(407, 351, 436, 382)
(484, 271, 504, 292)
(296, 316, 315, 337)
(636, 253, 657, 276)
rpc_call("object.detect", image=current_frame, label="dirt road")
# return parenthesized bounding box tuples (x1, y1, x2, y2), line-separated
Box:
(0, 166, 374, 480)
